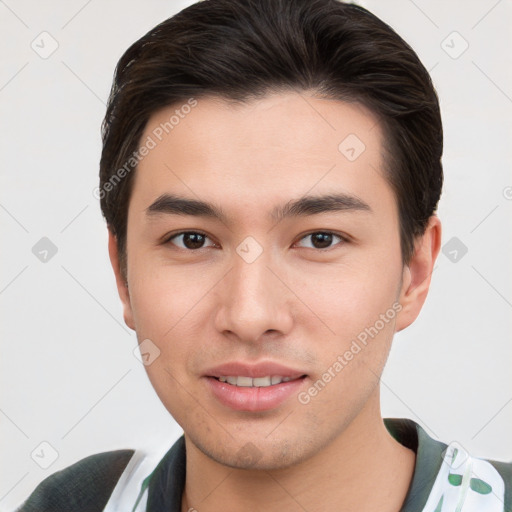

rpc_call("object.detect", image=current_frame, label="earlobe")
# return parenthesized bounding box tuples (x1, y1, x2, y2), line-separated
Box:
(395, 215, 442, 333)
(107, 229, 136, 331)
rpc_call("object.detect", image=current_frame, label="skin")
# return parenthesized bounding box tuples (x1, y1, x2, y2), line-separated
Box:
(108, 91, 441, 511)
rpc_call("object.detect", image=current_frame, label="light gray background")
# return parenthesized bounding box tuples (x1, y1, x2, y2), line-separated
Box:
(1, 0, 511, 510)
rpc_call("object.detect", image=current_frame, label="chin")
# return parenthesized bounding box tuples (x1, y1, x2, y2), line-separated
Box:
(191, 431, 315, 471)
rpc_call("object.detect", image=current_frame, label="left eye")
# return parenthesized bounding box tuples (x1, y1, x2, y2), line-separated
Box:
(295, 231, 346, 250)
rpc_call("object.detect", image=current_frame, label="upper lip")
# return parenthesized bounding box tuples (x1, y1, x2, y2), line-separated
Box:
(204, 361, 307, 379)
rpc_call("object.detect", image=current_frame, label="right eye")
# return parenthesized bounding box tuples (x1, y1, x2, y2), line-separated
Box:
(164, 231, 217, 251)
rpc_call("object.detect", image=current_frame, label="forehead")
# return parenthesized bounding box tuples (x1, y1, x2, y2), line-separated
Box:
(131, 92, 396, 227)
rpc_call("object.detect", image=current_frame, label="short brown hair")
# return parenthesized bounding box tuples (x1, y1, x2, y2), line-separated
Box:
(99, 0, 443, 279)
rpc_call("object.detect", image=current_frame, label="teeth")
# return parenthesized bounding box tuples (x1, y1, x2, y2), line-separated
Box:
(237, 376, 253, 387)
(253, 377, 271, 387)
(217, 376, 295, 387)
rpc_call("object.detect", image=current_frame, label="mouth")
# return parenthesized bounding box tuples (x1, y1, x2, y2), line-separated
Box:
(211, 375, 307, 387)
(202, 361, 309, 411)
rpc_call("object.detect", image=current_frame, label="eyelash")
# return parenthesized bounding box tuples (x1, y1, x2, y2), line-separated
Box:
(163, 230, 349, 252)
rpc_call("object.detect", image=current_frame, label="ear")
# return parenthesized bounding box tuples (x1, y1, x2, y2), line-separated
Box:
(395, 215, 442, 333)
(108, 229, 135, 330)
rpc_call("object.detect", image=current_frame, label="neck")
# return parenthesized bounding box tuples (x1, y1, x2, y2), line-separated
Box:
(181, 393, 416, 512)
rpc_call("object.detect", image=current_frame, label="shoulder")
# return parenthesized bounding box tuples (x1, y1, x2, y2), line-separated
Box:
(385, 417, 512, 511)
(423, 440, 512, 511)
(486, 457, 512, 511)
(15, 448, 135, 512)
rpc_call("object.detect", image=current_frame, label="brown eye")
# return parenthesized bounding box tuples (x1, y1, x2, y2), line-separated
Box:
(167, 231, 214, 250)
(296, 231, 346, 250)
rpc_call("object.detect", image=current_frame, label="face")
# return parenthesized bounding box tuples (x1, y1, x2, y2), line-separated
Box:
(110, 92, 431, 470)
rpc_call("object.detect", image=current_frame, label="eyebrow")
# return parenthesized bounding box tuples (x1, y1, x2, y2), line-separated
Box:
(146, 192, 372, 224)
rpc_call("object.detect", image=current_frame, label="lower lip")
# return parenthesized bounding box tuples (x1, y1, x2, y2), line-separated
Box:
(204, 376, 307, 412)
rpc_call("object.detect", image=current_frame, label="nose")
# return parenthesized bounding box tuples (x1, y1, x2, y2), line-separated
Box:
(213, 248, 294, 344)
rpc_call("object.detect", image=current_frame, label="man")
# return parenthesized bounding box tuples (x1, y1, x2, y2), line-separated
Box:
(16, 0, 511, 511)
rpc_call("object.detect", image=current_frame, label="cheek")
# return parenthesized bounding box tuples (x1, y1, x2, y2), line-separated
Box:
(127, 270, 201, 410)
(296, 261, 401, 394)
(297, 261, 400, 335)
(128, 257, 204, 334)
(298, 275, 398, 421)
(127, 262, 220, 375)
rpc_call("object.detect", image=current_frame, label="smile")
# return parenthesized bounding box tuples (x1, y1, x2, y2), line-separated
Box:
(216, 375, 302, 387)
